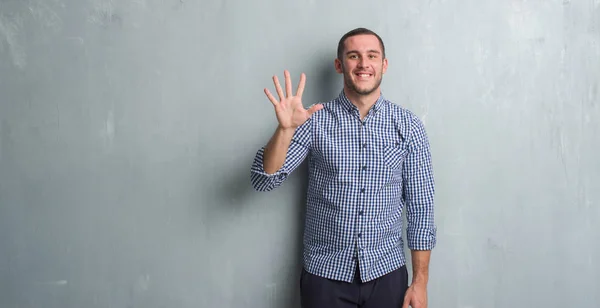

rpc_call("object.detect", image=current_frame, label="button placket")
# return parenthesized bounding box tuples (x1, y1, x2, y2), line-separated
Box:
(356, 118, 369, 255)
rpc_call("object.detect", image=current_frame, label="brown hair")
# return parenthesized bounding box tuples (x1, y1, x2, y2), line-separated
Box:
(337, 28, 386, 60)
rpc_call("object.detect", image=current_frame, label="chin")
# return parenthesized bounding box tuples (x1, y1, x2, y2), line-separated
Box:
(353, 83, 379, 95)
(356, 88, 377, 95)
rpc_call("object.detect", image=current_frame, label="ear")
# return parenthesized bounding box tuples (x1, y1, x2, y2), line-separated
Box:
(382, 58, 388, 74)
(334, 58, 343, 74)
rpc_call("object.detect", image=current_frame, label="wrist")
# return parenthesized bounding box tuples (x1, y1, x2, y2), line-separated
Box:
(411, 274, 429, 287)
(411, 280, 428, 287)
(277, 125, 296, 135)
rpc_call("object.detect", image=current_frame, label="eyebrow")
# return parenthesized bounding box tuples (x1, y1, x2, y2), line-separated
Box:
(346, 49, 382, 55)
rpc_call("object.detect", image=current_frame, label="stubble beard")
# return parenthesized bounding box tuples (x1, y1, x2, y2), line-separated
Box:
(342, 66, 383, 96)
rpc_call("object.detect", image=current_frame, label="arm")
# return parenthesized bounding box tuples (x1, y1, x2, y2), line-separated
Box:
(402, 116, 436, 308)
(250, 121, 311, 191)
(250, 70, 322, 192)
(410, 250, 431, 285)
(403, 250, 431, 308)
(263, 126, 297, 174)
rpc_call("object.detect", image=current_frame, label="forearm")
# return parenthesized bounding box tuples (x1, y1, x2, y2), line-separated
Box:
(410, 250, 431, 285)
(263, 125, 296, 174)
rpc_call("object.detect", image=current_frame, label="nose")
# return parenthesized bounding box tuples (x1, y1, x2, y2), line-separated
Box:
(357, 58, 367, 68)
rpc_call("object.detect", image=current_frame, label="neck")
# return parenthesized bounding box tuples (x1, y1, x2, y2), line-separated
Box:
(344, 87, 381, 119)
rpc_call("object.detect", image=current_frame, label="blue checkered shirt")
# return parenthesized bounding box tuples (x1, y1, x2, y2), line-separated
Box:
(250, 90, 436, 283)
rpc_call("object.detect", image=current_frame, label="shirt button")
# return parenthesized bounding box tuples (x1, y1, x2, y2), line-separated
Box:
(358, 210, 364, 216)
(362, 166, 367, 171)
(357, 233, 362, 238)
(361, 188, 365, 193)
(362, 143, 367, 148)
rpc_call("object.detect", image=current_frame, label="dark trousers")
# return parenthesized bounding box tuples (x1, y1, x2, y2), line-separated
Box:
(300, 264, 409, 308)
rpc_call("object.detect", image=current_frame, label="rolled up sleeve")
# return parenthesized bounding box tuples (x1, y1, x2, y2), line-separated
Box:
(250, 119, 312, 192)
(403, 116, 437, 250)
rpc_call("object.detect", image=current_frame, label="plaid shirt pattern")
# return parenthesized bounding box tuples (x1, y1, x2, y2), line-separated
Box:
(250, 90, 436, 283)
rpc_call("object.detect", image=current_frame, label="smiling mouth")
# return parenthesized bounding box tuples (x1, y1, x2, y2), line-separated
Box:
(355, 73, 373, 79)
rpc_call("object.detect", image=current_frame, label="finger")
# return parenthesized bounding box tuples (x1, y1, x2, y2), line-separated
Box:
(264, 88, 278, 106)
(273, 75, 285, 101)
(296, 73, 306, 98)
(306, 103, 323, 116)
(401, 294, 410, 308)
(284, 70, 292, 98)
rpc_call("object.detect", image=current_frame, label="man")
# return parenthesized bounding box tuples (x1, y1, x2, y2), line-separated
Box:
(250, 28, 436, 308)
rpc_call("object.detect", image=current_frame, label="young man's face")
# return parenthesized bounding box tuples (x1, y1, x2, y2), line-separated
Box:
(335, 34, 388, 96)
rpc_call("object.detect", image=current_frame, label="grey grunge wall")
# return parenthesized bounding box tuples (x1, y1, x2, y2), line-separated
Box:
(1, 0, 599, 307)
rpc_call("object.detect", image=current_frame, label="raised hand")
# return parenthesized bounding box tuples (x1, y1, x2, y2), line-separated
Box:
(264, 70, 323, 130)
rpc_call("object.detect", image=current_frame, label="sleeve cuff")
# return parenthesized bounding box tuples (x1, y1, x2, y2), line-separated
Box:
(407, 226, 437, 250)
(250, 147, 289, 191)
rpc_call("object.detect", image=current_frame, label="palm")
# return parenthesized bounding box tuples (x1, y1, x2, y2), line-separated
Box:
(265, 70, 322, 129)
(274, 96, 310, 128)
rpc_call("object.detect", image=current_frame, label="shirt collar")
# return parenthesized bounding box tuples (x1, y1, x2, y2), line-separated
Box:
(337, 89, 386, 114)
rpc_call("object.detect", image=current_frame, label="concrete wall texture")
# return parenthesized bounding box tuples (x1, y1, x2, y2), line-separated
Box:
(1, 0, 599, 307)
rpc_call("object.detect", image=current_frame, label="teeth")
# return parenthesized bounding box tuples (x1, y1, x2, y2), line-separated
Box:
(359, 74, 370, 77)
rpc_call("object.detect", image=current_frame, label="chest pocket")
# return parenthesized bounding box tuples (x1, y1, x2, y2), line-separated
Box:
(383, 142, 409, 171)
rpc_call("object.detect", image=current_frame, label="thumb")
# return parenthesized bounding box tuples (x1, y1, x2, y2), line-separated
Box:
(306, 103, 324, 116)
